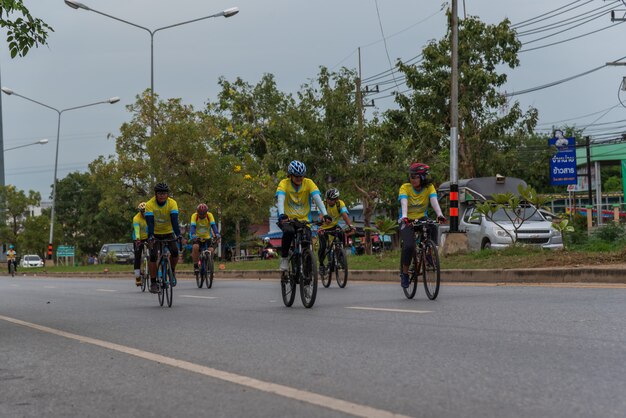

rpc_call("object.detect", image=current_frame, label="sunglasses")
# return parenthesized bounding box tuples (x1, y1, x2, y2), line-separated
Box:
(410, 174, 422, 179)
(292, 175, 303, 179)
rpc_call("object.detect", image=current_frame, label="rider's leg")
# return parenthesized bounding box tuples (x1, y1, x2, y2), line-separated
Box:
(399, 223, 415, 288)
(318, 233, 328, 269)
(192, 242, 200, 273)
(279, 223, 295, 271)
(133, 242, 143, 285)
(148, 244, 158, 293)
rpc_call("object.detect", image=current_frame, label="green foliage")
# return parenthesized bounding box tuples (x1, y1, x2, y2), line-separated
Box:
(551, 219, 575, 249)
(592, 222, 626, 242)
(0, 0, 54, 58)
(364, 216, 399, 254)
(0, 185, 40, 244)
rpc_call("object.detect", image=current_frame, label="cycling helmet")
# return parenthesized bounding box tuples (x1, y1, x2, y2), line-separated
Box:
(138, 202, 146, 211)
(287, 160, 306, 176)
(409, 162, 430, 176)
(197, 203, 208, 215)
(9, 244, 14, 249)
(263, 237, 270, 243)
(154, 182, 169, 193)
(326, 188, 340, 200)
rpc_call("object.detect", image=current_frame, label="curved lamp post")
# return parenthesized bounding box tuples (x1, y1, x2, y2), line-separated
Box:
(64, 0, 239, 134)
(1, 86, 119, 260)
(4, 138, 49, 152)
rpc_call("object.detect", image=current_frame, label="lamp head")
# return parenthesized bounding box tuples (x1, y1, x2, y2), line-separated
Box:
(108, 97, 120, 104)
(65, 0, 90, 10)
(38, 139, 49, 145)
(1, 87, 14, 95)
(223, 7, 239, 18)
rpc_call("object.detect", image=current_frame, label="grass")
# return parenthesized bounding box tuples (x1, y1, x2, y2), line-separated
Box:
(18, 244, 626, 275)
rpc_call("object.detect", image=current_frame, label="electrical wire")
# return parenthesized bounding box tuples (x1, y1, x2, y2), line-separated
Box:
(516, 2, 616, 37)
(511, 0, 587, 29)
(373, 0, 400, 90)
(520, 20, 625, 53)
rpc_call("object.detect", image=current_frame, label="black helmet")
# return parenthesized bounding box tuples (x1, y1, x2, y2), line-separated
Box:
(325, 188, 340, 199)
(154, 182, 169, 193)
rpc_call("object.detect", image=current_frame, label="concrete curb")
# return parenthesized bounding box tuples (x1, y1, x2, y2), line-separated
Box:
(18, 267, 626, 284)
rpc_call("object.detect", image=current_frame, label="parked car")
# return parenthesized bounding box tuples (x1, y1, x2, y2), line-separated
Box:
(98, 243, 134, 264)
(438, 176, 563, 251)
(21, 254, 44, 268)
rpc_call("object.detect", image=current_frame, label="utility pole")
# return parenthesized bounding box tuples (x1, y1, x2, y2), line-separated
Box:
(585, 136, 593, 209)
(449, 0, 460, 232)
(356, 47, 364, 161)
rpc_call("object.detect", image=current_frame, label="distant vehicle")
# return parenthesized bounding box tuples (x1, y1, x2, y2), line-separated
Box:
(98, 243, 134, 264)
(21, 254, 44, 268)
(438, 176, 563, 251)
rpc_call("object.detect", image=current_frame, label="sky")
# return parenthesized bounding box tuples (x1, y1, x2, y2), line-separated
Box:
(1, 0, 625, 199)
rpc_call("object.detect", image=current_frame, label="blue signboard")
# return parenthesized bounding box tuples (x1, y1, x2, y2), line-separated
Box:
(549, 131, 577, 186)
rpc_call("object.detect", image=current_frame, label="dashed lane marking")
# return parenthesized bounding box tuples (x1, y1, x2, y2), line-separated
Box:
(0, 315, 411, 418)
(180, 295, 217, 300)
(346, 306, 431, 314)
(96, 289, 117, 292)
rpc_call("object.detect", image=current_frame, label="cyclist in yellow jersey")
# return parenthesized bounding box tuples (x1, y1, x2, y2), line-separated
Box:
(398, 163, 446, 288)
(145, 182, 181, 294)
(132, 202, 148, 286)
(6, 244, 17, 274)
(318, 188, 354, 276)
(190, 203, 220, 275)
(276, 160, 331, 271)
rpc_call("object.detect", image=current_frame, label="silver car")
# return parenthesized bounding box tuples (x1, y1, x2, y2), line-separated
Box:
(460, 205, 563, 250)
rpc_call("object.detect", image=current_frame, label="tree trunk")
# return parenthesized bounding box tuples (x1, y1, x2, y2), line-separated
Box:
(235, 219, 241, 262)
(353, 181, 376, 255)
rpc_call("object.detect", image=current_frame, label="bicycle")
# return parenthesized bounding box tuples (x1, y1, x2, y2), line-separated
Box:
(319, 226, 352, 288)
(139, 241, 150, 292)
(151, 238, 178, 307)
(195, 238, 217, 289)
(280, 219, 318, 308)
(8, 260, 16, 277)
(402, 218, 441, 300)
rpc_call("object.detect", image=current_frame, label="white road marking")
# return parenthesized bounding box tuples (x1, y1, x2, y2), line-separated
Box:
(0, 315, 410, 418)
(346, 306, 431, 314)
(180, 295, 217, 300)
(96, 289, 117, 292)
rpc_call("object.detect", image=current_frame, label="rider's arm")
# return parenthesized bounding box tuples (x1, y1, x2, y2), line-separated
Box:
(170, 212, 181, 237)
(132, 221, 141, 240)
(430, 195, 444, 218)
(146, 213, 155, 236)
(312, 192, 328, 216)
(400, 197, 408, 219)
(340, 212, 353, 228)
(276, 192, 286, 216)
(211, 224, 220, 237)
(189, 223, 197, 238)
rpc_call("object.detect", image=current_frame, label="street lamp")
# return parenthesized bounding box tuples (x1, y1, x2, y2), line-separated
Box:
(65, 0, 239, 134)
(1, 87, 119, 260)
(4, 138, 49, 152)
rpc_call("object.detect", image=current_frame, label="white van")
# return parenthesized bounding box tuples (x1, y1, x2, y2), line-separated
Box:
(438, 177, 563, 251)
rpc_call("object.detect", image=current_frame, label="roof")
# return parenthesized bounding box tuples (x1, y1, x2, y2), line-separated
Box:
(576, 142, 626, 165)
(438, 177, 528, 201)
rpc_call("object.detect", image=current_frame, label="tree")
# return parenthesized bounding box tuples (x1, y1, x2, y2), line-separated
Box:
(392, 13, 538, 179)
(0, 185, 40, 244)
(0, 1, 54, 57)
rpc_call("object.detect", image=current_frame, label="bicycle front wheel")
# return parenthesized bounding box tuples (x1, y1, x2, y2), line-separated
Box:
(321, 252, 332, 288)
(422, 239, 440, 300)
(10, 263, 15, 277)
(141, 256, 148, 292)
(206, 253, 214, 289)
(335, 249, 348, 288)
(157, 263, 166, 307)
(196, 260, 203, 288)
(403, 251, 419, 299)
(300, 247, 318, 308)
(165, 262, 174, 307)
(281, 256, 297, 307)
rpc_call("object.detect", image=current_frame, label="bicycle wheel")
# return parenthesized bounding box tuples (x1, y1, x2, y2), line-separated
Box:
(205, 252, 214, 289)
(165, 261, 174, 308)
(141, 255, 148, 292)
(281, 255, 297, 307)
(157, 262, 166, 307)
(422, 239, 441, 300)
(196, 258, 203, 288)
(335, 248, 348, 288)
(403, 251, 419, 299)
(10, 262, 15, 277)
(321, 251, 332, 288)
(300, 247, 318, 308)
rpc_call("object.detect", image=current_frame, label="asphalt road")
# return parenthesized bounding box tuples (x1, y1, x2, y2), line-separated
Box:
(1, 276, 625, 418)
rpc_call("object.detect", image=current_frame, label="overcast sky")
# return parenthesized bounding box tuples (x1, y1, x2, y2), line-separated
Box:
(1, 0, 625, 198)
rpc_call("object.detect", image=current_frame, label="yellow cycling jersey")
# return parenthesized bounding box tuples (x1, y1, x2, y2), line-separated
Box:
(276, 177, 321, 222)
(398, 183, 437, 220)
(6, 249, 16, 261)
(132, 212, 148, 240)
(190, 212, 216, 239)
(321, 199, 349, 230)
(145, 196, 179, 235)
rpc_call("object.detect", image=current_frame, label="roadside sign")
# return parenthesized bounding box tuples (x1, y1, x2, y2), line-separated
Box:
(549, 131, 577, 186)
(56, 245, 75, 257)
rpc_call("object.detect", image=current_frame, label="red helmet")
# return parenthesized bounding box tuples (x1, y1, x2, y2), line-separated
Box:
(409, 162, 430, 176)
(197, 203, 208, 215)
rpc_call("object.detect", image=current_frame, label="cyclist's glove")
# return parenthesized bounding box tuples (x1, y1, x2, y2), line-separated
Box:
(278, 213, 289, 222)
(437, 215, 447, 224)
(323, 214, 333, 223)
(401, 217, 410, 225)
